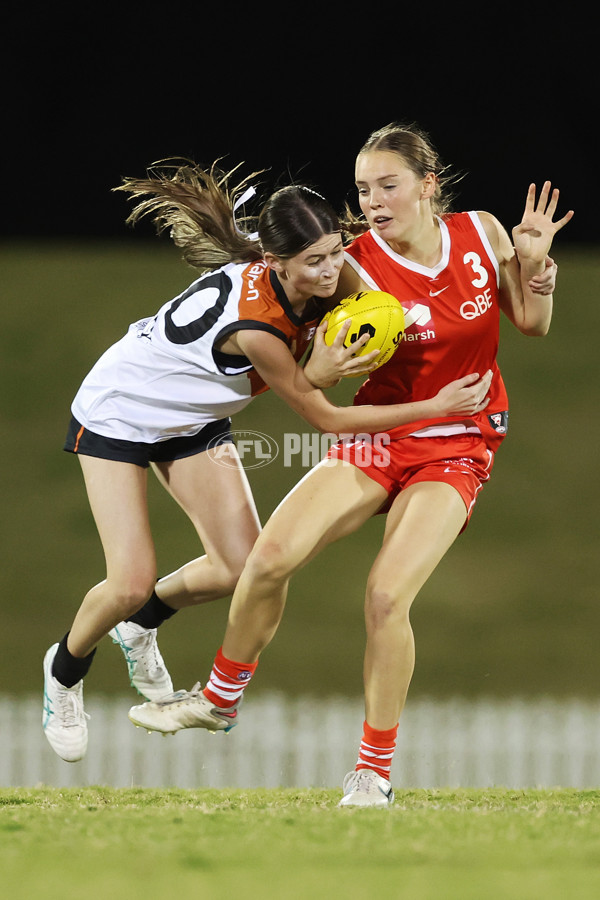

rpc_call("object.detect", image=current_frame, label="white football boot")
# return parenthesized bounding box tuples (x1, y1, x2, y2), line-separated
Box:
(109, 621, 173, 700)
(42, 644, 89, 762)
(338, 769, 395, 808)
(129, 683, 239, 734)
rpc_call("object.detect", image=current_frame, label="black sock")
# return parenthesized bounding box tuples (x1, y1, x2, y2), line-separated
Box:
(52, 633, 96, 688)
(126, 590, 178, 629)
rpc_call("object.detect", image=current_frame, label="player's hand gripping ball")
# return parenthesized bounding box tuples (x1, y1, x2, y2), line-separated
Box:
(322, 291, 405, 374)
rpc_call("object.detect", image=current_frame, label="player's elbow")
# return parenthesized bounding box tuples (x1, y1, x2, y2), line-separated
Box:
(520, 320, 551, 337)
(298, 405, 343, 436)
(511, 308, 552, 337)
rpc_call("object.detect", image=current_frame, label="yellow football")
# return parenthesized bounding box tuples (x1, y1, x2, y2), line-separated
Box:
(322, 290, 405, 373)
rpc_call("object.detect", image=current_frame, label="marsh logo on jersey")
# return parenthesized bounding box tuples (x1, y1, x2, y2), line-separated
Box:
(401, 301, 437, 343)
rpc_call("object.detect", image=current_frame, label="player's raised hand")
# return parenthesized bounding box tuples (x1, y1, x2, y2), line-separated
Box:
(304, 319, 379, 387)
(512, 182, 574, 266)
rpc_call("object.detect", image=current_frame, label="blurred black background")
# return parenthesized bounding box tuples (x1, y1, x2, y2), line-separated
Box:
(2, 9, 594, 244)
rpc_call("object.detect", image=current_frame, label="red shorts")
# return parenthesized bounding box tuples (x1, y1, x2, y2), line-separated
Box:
(327, 433, 495, 523)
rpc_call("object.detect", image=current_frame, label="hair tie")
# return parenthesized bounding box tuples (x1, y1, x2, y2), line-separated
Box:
(233, 186, 259, 240)
(299, 185, 326, 201)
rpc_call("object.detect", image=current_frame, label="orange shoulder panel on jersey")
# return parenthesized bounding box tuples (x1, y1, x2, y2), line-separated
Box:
(238, 261, 319, 341)
(238, 261, 281, 325)
(236, 260, 322, 396)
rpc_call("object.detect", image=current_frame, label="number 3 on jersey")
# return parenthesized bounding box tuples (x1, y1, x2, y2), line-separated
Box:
(463, 251, 489, 289)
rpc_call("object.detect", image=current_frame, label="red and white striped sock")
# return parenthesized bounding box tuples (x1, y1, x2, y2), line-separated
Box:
(355, 720, 398, 781)
(202, 647, 258, 709)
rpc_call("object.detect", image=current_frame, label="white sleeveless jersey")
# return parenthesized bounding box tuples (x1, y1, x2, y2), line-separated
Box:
(71, 260, 321, 443)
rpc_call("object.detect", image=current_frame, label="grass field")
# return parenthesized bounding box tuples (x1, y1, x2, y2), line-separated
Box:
(1, 787, 599, 899)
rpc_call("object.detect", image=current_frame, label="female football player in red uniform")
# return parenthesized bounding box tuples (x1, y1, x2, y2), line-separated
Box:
(42, 157, 493, 764)
(128, 125, 572, 806)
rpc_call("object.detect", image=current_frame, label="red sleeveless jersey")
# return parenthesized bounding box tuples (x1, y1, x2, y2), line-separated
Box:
(344, 212, 509, 450)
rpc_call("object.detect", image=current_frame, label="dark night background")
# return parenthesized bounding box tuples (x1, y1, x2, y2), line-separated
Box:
(2, 10, 595, 245)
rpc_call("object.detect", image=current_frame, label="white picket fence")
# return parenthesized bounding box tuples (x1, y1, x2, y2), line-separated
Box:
(2, 693, 600, 790)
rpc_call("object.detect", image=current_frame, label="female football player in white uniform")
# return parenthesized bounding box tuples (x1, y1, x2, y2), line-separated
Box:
(42, 158, 493, 763)
(127, 126, 572, 807)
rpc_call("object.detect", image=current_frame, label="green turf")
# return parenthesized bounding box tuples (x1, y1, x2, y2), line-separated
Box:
(1, 787, 599, 899)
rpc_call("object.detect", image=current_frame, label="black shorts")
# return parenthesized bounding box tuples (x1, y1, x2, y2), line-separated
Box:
(64, 416, 233, 468)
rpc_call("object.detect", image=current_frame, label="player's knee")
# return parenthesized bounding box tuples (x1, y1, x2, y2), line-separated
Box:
(109, 574, 157, 619)
(364, 583, 410, 631)
(208, 532, 258, 595)
(245, 537, 293, 585)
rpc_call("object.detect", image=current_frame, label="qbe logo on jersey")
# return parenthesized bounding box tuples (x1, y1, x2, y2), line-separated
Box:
(208, 430, 279, 469)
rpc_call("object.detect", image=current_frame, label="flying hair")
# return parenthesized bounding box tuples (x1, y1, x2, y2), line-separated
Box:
(114, 159, 341, 271)
(113, 159, 266, 271)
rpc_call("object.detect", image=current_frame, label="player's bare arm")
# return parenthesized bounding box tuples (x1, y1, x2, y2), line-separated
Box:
(237, 330, 493, 435)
